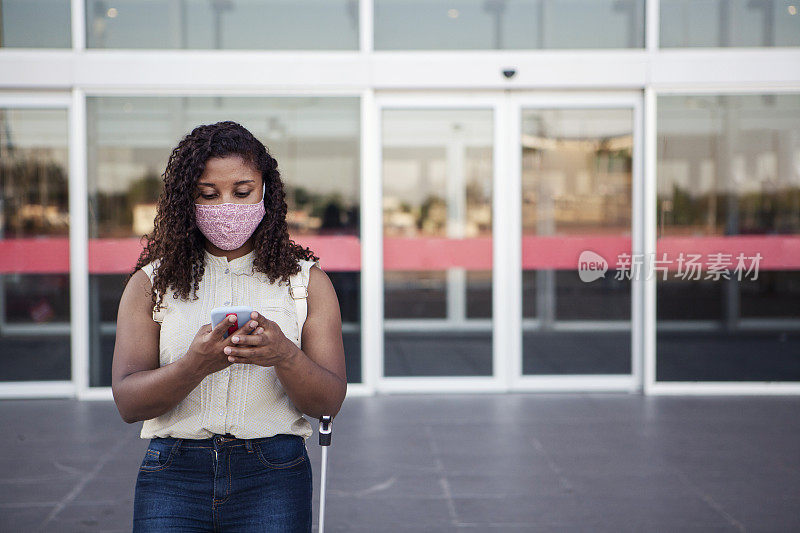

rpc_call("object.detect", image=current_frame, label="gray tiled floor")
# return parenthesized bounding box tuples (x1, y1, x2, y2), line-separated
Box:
(1, 394, 799, 532)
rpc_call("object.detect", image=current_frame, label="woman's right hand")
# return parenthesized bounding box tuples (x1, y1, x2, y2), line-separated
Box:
(185, 316, 257, 378)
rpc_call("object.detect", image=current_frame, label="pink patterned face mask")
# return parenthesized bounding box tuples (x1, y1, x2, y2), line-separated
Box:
(195, 182, 266, 250)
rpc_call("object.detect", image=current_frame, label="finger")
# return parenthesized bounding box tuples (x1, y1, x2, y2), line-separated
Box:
(231, 319, 259, 338)
(224, 345, 258, 358)
(229, 332, 264, 346)
(224, 319, 259, 345)
(249, 312, 277, 331)
(212, 314, 238, 340)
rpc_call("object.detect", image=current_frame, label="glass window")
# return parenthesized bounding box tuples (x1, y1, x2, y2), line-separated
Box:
(87, 96, 361, 387)
(382, 108, 494, 377)
(656, 93, 800, 381)
(86, 0, 358, 49)
(374, 0, 645, 50)
(1, 0, 71, 47)
(521, 107, 634, 375)
(661, 0, 800, 47)
(0, 108, 70, 381)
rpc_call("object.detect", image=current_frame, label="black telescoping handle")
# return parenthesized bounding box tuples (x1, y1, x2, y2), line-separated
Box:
(319, 415, 332, 446)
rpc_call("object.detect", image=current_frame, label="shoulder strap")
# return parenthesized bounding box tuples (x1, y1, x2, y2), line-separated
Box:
(141, 260, 167, 323)
(288, 263, 309, 345)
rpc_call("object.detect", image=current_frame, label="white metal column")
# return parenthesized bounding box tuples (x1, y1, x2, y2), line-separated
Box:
(70, 88, 92, 399)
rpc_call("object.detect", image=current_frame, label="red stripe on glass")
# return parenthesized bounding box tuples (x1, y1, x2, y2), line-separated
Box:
(0, 235, 797, 273)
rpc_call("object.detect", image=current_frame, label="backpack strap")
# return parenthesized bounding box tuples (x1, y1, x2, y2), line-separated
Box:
(288, 263, 309, 346)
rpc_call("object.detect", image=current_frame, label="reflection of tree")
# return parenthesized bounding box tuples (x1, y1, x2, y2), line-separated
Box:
(127, 171, 163, 205)
(94, 171, 163, 237)
(320, 201, 344, 233)
(94, 190, 128, 236)
(0, 158, 69, 237)
(465, 179, 488, 205)
(419, 194, 446, 234)
(658, 184, 800, 235)
(293, 185, 312, 209)
(287, 186, 358, 236)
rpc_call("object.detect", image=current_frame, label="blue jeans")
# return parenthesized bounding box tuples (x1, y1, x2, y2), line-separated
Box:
(133, 433, 312, 532)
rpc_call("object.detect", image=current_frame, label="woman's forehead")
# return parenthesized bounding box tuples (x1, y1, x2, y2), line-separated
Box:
(198, 155, 260, 186)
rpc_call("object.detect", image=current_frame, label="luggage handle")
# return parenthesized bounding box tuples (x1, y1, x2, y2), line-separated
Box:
(318, 415, 333, 533)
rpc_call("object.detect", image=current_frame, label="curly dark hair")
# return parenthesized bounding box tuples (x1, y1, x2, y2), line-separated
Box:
(127, 120, 319, 312)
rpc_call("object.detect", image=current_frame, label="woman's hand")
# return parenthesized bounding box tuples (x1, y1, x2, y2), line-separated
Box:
(224, 311, 299, 369)
(185, 315, 256, 378)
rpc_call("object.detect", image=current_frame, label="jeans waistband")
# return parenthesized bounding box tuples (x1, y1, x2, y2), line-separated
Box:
(150, 433, 302, 451)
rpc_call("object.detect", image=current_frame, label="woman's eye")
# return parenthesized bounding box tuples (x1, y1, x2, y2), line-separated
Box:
(200, 192, 249, 199)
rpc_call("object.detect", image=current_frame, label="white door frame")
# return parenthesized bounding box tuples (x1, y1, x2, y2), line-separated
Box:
(0, 91, 78, 398)
(508, 91, 644, 393)
(643, 85, 800, 396)
(372, 91, 508, 393)
(370, 90, 644, 394)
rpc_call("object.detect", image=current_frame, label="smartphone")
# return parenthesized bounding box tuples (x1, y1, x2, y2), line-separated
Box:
(211, 305, 255, 340)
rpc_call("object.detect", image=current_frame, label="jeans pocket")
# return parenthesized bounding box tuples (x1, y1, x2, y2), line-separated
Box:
(254, 435, 306, 470)
(139, 439, 177, 472)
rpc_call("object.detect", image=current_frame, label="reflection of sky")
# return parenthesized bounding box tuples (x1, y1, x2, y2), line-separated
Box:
(2, 109, 69, 148)
(382, 109, 494, 208)
(657, 94, 800, 196)
(85, 0, 358, 49)
(3, 0, 797, 49)
(660, 0, 800, 47)
(375, 0, 644, 49)
(1, 0, 71, 48)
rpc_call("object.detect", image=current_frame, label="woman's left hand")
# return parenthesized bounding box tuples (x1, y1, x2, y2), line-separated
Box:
(224, 311, 299, 368)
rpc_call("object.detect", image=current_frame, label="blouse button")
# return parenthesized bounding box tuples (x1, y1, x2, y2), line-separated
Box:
(224, 268, 229, 274)
(223, 301, 230, 306)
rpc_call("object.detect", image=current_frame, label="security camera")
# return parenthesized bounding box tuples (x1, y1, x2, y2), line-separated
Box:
(502, 68, 517, 79)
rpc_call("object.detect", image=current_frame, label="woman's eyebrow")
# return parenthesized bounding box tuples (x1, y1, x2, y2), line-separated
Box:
(197, 179, 255, 187)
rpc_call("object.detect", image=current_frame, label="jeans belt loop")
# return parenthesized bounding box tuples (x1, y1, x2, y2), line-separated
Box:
(245, 439, 253, 452)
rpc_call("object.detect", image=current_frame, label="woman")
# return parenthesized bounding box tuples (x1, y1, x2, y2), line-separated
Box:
(112, 120, 347, 532)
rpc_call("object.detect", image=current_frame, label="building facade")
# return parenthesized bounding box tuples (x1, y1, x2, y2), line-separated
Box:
(1, 0, 799, 399)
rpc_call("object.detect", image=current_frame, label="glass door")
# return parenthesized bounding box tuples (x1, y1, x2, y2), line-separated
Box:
(371, 92, 642, 393)
(0, 95, 74, 397)
(376, 95, 504, 391)
(511, 92, 643, 391)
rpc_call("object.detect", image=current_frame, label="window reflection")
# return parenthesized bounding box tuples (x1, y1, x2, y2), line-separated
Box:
(656, 93, 800, 381)
(0, 0, 71, 48)
(0, 108, 70, 381)
(661, 0, 800, 47)
(86, 0, 358, 50)
(521, 107, 633, 375)
(375, 0, 644, 50)
(382, 108, 493, 377)
(87, 96, 361, 386)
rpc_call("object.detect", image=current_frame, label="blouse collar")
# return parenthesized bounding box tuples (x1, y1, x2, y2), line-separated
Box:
(204, 248, 256, 275)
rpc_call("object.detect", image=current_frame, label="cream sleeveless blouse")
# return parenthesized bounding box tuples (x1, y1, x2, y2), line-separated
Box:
(138, 248, 318, 441)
